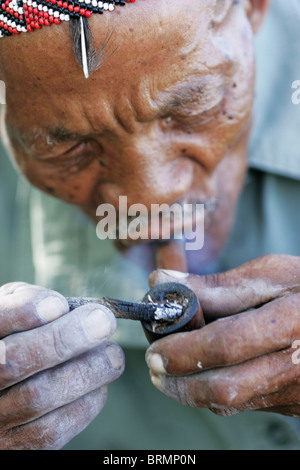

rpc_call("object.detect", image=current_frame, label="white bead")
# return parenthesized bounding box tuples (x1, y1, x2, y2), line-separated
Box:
(59, 13, 65, 20)
(18, 7, 23, 14)
(43, 6, 47, 11)
(98, 1, 103, 8)
(85, 0, 91, 4)
(108, 3, 114, 11)
(64, 14, 70, 21)
(38, 4, 43, 10)
(92, 0, 97, 6)
(17, 25, 22, 31)
(54, 11, 59, 17)
(104, 2, 109, 10)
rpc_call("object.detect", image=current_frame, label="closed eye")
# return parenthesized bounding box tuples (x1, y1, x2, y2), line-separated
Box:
(42, 140, 102, 172)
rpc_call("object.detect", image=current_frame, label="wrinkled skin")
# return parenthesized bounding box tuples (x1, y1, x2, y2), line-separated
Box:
(1, 0, 299, 450)
(0, 282, 124, 449)
(147, 255, 300, 417)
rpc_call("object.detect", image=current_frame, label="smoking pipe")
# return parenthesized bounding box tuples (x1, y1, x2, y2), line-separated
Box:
(66, 282, 204, 343)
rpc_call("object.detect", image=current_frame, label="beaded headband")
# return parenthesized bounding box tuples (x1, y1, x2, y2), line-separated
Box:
(0, 0, 135, 38)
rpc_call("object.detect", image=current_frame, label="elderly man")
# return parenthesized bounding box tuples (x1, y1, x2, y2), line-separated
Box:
(0, 0, 300, 450)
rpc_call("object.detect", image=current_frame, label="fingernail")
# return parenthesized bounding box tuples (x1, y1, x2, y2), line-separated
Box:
(147, 353, 166, 374)
(105, 344, 124, 370)
(85, 307, 115, 340)
(160, 270, 188, 279)
(0, 340, 6, 365)
(36, 296, 69, 322)
(150, 372, 163, 392)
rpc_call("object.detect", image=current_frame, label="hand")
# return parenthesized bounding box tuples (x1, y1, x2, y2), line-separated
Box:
(0, 282, 124, 449)
(146, 255, 300, 417)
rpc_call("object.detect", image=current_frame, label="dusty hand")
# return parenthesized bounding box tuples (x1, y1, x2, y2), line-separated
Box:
(146, 255, 300, 417)
(0, 282, 124, 449)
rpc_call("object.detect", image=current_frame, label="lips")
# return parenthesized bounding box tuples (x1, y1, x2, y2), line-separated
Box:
(114, 198, 218, 247)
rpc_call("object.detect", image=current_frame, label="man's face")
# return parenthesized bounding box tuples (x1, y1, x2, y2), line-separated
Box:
(0, 0, 258, 269)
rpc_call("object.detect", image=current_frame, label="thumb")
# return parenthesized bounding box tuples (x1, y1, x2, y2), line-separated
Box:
(149, 254, 300, 319)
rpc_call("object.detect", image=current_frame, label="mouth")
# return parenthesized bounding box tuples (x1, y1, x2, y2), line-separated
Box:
(113, 198, 219, 249)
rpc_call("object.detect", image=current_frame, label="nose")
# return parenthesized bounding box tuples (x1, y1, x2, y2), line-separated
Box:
(97, 135, 195, 208)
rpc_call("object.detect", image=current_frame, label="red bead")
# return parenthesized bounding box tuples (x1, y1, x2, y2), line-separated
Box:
(68, 4, 73, 11)
(45, 19, 50, 26)
(53, 17, 60, 24)
(57, 1, 62, 7)
(85, 10, 91, 17)
(27, 24, 33, 31)
(80, 8, 85, 15)
(74, 6, 79, 12)
(63, 2, 68, 8)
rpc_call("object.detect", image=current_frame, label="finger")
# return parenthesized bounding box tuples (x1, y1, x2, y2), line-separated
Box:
(149, 254, 300, 318)
(0, 341, 124, 430)
(149, 347, 300, 413)
(0, 282, 69, 338)
(146, 292, 300, 375)
(0, 303, 117, 389)
(2, 388, 107, 450)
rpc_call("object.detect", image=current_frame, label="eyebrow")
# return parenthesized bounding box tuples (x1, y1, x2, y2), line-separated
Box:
(18, 126, 92, 157)
(160, 83, 206, 113)
(154, 77, 224, 117)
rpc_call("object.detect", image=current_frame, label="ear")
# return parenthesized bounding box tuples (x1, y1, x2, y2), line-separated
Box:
(243, 0, 270, 34)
